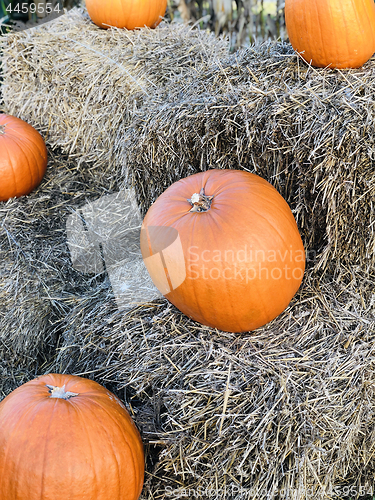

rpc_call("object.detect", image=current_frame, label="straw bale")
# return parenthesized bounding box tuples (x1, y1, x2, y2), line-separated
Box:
(1, 10, 375, 498)
(0, 145, 374, 498)
(0, 146, 116, 286)
(0, 7, 229, 181)
(0, 136, 160, 382)
(0, 145, 120, 396)
(0, 258, 52, 397)
(120, 42, 375, 278)
(52, 267, 375, 500)
(1, 10, 373, 274)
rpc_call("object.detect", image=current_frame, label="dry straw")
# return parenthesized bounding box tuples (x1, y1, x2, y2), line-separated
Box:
(119, 42, 375, 281)
(0, 259, 51, 397)
(0, 146, 116, 396)
(1, 7, 229, 181)
(53, 272, 375, 500)
(0, 7, 374, 500)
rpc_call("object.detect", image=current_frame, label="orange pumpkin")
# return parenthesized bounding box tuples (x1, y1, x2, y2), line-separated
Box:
(0, 374, 144, 500)
(0, 114, 48, 202)
(285, 0, 375, 69)
(140, 169, 305, 333)
(86, 0, 167, 30)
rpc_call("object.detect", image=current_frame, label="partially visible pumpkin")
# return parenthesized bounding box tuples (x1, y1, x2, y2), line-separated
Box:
(0, 374, 144, 500)
(0, 114, 48, 202)
(285, 0, 375, 69)
(86, 0, 167, 30)
(140, 169, 305, 334)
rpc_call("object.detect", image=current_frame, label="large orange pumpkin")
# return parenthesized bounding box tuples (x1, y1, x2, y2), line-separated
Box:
(0, 374, 144, 500)
(86, 0, 167, 30)
(0, 114, 48, 202)
(285, 0, 375, 69)
(140, 169, 305, 333)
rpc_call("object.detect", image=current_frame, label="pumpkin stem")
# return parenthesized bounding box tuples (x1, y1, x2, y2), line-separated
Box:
(46, 384, 79, 400)
(0, 125, 5, 135)
(187, 187, 213, 213)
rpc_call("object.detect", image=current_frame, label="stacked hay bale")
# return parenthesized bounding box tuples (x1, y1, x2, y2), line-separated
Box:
(0, 7, 228, 391)
(0, 147, 117, 396)
(0, 258, 52, 397)
(0, 7, 229, 181)
(1, 8, 375, 500)
(53, 273, 375, 500)
(3, 13, 373, 280)
(120, 42, 375, 282)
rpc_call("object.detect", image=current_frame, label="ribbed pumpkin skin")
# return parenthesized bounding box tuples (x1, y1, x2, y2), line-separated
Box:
(285, 0, 375, 69)
(141, 170, 305, 333)
(0, 114, 48, 202)
(0, 374, 144, 500)
(86, 0, 167, 30)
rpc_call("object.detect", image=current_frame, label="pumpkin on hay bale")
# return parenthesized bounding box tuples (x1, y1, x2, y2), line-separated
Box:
(119, 41, 375, 286)
(141, 169, 305, 333)
(86, 0, 167, 30)
(2, 9, 373, 282)
(0, 113, 48, 201)
(0, 7, 375, 500)
(285, 0, 375, 69)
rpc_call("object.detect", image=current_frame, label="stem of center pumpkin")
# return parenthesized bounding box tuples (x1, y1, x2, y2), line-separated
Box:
(187, 187, 213, 213)
(46, 384, 79, 400)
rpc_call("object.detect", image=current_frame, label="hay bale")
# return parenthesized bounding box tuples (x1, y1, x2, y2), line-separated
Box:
(51, 270, 375, 499)
(0, 140, 161, 388)
(120, 42, 375, 279)
(0, 146, 115, 290)
(0, 145, 123, 397)
(1, 11, 375, 498)
(0, 258, 53, 397)
(1, 10, 373, 274)
(1, 7, 229, 181)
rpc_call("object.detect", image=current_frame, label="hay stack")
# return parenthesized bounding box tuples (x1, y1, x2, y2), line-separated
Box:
(0, 145, 120, 396)
(120, 42, 375, 280)
(1, 9, 375, 500)
(53, 270, 375, 500)
(2, 8, 373, 274)
(1, 7, 229, 182)
(0, 258, 52, 397)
